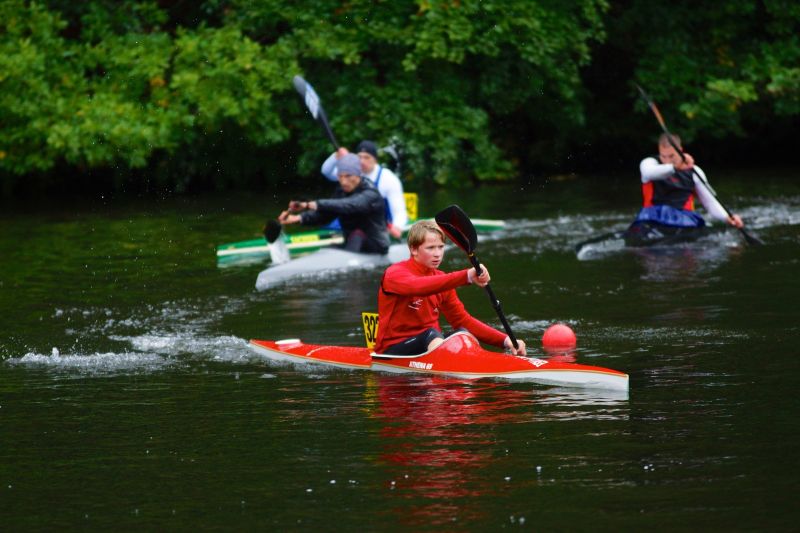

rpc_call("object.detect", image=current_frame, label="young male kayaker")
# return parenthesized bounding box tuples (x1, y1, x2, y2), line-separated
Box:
(627, 133, 745, 242)
(374, 220, 527, 356)
(278, 153, 390, 254)
(321, 140, 407, 238)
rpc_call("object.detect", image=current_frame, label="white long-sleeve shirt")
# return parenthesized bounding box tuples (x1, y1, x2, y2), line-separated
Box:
(639, 157, 729, 223)
(321, 152, 408, 228)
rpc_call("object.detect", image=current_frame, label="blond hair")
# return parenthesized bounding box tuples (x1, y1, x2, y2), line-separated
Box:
(407, 220, 444, 249)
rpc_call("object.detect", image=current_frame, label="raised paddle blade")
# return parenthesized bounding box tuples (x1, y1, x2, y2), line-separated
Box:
(293, 75, 320, 120)
(380, 142, 402, 176)
(292, 75, 339, 148)
(264, 219, 282, 244)
(434, 205, 478, 255)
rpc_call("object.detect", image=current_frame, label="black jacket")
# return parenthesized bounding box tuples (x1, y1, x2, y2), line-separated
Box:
(300, 178, 390, 254)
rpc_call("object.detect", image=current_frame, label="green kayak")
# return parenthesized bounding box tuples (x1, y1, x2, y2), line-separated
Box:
(216, 218, 505, 265)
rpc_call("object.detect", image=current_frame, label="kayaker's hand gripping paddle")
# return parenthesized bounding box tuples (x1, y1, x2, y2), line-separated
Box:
(435, 205, 519, 350)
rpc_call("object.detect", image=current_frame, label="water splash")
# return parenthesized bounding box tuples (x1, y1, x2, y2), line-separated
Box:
(7, 349, 174, 374)
(112, 333, 251, 363)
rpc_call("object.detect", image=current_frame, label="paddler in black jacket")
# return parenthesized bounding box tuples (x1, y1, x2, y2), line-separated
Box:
(278, 153, 390, 254)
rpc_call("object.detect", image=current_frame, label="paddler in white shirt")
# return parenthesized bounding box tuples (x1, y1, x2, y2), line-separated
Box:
(321, 140, 408, 238)
(627, 133, 745, 242)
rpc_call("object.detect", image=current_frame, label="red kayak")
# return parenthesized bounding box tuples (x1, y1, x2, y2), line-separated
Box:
(249, 331, 628, 391)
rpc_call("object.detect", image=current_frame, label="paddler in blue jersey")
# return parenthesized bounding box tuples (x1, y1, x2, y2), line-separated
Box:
(321, 140, 407, 239)
(278, 153, 390, 254)
(627, 133, 744, 243)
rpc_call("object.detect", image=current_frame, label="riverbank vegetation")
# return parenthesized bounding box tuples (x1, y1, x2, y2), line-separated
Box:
(1, 1, 797, 197)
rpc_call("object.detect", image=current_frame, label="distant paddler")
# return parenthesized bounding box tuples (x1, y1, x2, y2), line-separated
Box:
(629, 83, 761, 246)
(626, 133, 745, 244)
(321, 140, 407, 238)
(278, 153, 389, 254)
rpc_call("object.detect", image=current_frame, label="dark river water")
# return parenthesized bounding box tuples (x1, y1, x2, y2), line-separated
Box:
(1, 168, 799, 530)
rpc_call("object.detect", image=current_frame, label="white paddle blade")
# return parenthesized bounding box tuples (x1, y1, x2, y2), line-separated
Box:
(293, 75, 320, 120)
(304, 86, 320, 119)
(269, 236, 291, 265)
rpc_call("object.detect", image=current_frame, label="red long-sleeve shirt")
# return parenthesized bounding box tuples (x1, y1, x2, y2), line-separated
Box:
(374, 258, 507, 353)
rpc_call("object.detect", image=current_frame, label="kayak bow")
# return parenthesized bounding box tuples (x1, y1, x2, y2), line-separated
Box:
(254, 243, 411, 291)
(249, 331, 629, 391)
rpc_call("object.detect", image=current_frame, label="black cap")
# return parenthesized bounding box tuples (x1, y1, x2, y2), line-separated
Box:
(356, 140, 378, 160)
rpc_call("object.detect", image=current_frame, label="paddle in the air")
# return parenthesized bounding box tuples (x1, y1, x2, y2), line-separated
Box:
(435, 205, 519, 350)
(254, 75, 341, 265)
(293, 75, 339, 149)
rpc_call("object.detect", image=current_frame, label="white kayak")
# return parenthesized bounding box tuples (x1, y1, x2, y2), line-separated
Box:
(255, 244, 410, 291)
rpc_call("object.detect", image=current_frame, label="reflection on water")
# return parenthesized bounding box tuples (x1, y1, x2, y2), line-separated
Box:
(365, 374, 628, 526)
(631, 238, 743, 284)
(1, 179, 799, 530)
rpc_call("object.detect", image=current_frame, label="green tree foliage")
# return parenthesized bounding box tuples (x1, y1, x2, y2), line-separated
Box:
(1, 1, 798, 193)
(621, 0, 800, 140)
(0, 1, 297, 182)
(0, 0, 606, 188)
(225, 0, 608, 184)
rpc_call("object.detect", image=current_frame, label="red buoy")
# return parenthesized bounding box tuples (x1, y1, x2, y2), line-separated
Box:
(542, 323, 577, 349)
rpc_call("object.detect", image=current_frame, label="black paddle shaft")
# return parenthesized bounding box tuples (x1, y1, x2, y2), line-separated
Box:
(435, 205, 519, 350)
(466, 253, 519, 349)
